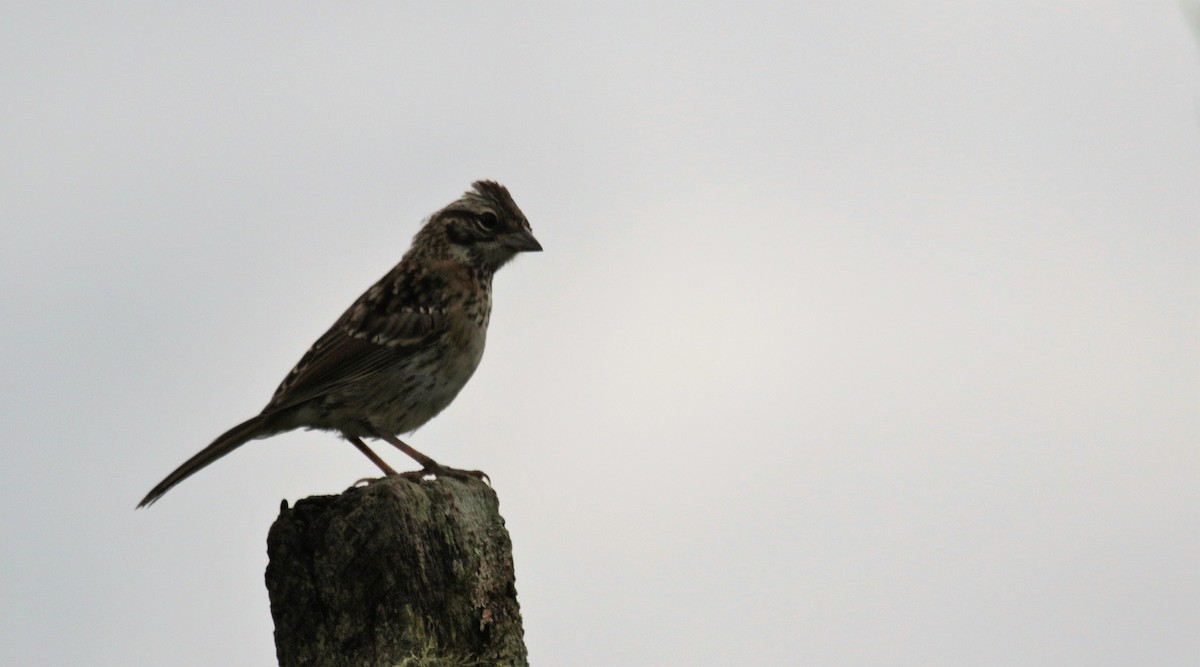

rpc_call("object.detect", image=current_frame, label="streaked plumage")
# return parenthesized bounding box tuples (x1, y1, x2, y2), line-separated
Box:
(138, 180, 540, 508)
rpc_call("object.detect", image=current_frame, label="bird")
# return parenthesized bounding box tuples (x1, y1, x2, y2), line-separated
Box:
(138, 180, 541, 508)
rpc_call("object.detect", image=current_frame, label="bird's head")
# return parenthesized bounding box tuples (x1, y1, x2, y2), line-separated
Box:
(414, 180, 542, 273)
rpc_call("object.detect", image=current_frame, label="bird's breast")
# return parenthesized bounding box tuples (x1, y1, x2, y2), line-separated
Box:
(361, 318, 487, 435)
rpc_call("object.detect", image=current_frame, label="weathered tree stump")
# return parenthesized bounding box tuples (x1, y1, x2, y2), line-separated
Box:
(265, 477, 526, 667)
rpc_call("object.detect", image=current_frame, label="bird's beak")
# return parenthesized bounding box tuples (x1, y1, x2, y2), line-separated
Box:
(505, 228, 543, 252)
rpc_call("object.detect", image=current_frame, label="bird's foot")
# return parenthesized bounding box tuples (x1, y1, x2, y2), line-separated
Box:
(399, 463, 490, 485)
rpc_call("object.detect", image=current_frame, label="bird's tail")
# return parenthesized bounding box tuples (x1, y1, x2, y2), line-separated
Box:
(137, 414, 276, 508)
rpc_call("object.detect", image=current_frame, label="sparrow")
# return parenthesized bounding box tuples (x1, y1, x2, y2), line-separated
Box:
(138, 180, 540, 507)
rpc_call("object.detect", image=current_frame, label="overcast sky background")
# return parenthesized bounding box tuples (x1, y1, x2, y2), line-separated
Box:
(2, 2, 1198, 666)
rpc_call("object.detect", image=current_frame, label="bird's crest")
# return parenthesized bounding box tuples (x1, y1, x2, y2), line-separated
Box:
(465, 180, 525, 222)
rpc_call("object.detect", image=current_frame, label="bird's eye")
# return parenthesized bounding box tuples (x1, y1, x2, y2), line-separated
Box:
(476, 212, 500, 231)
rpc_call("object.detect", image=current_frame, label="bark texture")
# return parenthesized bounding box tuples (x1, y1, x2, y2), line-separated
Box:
(265, 477, 526, 667)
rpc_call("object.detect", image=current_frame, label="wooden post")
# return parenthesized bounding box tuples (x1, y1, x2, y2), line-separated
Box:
(265, 477, 527, 667)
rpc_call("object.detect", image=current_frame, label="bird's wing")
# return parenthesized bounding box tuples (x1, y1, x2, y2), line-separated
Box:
(262, 267, 450, 414)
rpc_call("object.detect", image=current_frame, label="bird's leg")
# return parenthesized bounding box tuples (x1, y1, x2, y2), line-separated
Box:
(367, 427, 489, 483)
(367, 428, 437, 469)
(346, 435, 399, 476)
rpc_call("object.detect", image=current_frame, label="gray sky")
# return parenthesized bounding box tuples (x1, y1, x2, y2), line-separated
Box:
(2, 2, 1197, 665)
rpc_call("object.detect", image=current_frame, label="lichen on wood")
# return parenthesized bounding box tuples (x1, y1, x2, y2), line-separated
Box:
(265, 477, 526, 667)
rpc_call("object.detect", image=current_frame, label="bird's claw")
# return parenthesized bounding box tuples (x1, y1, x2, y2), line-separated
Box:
(399, 464, 490, 485)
